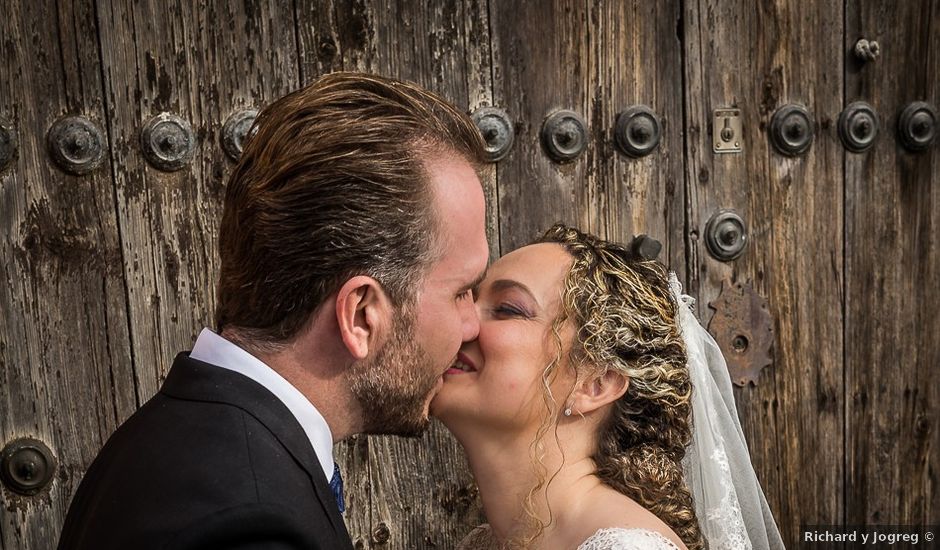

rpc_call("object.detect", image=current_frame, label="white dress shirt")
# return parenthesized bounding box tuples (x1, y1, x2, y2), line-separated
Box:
(189, 328, 334, 482)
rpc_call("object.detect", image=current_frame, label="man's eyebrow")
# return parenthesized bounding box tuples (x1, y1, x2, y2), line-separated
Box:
(462, 267, 488, 293)
(488, 279, 540, 308)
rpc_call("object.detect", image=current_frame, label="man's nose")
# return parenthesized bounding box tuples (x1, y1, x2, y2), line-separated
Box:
(460, 296, 480, 341)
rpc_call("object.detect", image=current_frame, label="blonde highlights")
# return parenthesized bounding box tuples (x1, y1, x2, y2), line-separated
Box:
(517, 224, 705, 549)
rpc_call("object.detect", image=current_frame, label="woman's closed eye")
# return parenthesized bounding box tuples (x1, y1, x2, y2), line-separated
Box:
(492, 302, 531, 318)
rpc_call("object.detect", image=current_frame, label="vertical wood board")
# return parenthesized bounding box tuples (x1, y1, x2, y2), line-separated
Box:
(0, 1, 136, 548)
(682, 0, 846, 544)
(845, 0, 939, 527)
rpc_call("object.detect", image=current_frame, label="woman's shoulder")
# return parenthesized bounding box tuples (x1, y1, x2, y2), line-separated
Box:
(577, 527, 683, 550)
(575, 488, 686, 548)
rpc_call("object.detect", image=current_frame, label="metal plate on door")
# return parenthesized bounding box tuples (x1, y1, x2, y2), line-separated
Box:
(713, 108, 743, 154)
(707, 280, 774, 387)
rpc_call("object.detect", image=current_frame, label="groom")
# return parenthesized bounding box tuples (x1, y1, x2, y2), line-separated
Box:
(58, 73, 489, 549)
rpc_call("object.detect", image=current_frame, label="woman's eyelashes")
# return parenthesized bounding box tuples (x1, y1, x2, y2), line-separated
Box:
(491, 302, 531, 319)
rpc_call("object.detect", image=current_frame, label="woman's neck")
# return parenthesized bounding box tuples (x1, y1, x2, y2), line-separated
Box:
(458, 426, 603, 547)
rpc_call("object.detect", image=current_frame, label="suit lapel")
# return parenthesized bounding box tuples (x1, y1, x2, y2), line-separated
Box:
(161, 353, 351, 541)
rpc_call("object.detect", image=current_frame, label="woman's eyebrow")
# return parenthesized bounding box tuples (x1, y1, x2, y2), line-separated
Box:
(461, 267, 489, 295)
(488, 279, 541, 308)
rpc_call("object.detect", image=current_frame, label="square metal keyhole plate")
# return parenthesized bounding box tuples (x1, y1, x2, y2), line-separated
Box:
(713, 108, 743, 154)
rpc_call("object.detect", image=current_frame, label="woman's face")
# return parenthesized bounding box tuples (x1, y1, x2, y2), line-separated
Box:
(430, 242, 575, 437)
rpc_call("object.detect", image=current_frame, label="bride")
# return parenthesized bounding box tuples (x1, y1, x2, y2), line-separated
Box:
(431, 224, 784, 549)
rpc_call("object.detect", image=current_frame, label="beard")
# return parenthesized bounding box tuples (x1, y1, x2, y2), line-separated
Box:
(347, 308, 443, 437)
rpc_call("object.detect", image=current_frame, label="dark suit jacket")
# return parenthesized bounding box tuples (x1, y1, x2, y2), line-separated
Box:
(58, 353, 354, 550)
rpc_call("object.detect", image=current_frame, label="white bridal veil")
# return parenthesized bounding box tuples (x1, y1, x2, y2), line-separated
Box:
(669, 273, 786, 550)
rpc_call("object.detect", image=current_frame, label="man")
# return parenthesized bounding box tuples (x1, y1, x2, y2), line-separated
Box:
(58, 73, 489, 549)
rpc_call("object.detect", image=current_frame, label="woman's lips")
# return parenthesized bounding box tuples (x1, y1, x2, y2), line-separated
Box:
(444, 352, 478, 375)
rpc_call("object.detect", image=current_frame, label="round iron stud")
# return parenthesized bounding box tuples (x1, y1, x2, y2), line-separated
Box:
(371, 522, 391, 545)
(471, 107, 514, 162)
(705, 210, 748, 262)
(838, 101, 879, 153)
(47, 115, 105, 175)
(897, 102, 937, 153)
(769, 104, 814, 157)
(541, 110, 588, 163)
(140, 113, 196, 171)
(222, 109, 258, 161)
(1, 438, 56, 496)
(0, 117, 17, 173)
(614, 105, 662, 157)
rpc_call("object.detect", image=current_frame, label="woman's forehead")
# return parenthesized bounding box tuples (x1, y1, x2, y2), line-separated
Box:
(488, 243, 572, 294)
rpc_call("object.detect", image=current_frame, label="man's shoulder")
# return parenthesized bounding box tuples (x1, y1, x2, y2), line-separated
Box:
(59, 393, 322, 546)
(112, 388, 304, 477)
(96, 393, 264, 485)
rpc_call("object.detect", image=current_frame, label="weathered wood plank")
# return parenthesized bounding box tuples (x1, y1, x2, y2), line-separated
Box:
(489, 0, 602, 252)
(294, 1, 493, 546)
(682, 0, 845, 545)
(845, 0, 939, 528)
(95, 0, 300, 402)
(0, 1, 135, 549)
(583, 0, 687, 281)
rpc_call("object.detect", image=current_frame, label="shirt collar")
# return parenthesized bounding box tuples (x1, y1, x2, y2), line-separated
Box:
(189, 328, 334, 481)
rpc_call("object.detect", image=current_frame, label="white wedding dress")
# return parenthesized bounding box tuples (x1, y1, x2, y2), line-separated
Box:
(457, 524, 681, 549)
(578, 527, 681, 549)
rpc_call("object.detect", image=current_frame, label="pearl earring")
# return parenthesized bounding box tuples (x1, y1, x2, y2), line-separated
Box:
(563, 407, 572, 417)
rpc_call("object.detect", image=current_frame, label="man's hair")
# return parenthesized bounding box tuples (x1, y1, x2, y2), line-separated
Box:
(215, 72, 487, 348)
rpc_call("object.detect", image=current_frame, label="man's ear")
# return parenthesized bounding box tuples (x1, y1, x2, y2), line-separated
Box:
(568, 369, 629, 416)
(335, 276, 393, 360)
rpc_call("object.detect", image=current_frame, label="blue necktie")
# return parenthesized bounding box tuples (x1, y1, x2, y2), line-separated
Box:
(329, 462, 345, 513)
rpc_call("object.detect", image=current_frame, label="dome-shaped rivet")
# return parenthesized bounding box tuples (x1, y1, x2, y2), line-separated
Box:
(47, 116, 105, 175)
(838, 101, 879, 153)
(222, 109, 258, 161)
(705, 210, 748, 262)
(769, 104, 814, 157)
(471, 107, 514, 162)
(1, 438, 57, 496)
(140, 112, 196, 171)
(615, 105, 662, 158)
(897, 101, 937, 153)
(541, 110, 588, 163)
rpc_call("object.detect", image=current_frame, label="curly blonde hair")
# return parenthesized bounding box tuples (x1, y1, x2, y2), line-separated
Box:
(513, 224, 704, 549)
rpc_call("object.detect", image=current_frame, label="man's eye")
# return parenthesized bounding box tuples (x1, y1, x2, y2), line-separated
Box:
(457, 289, 473, 301)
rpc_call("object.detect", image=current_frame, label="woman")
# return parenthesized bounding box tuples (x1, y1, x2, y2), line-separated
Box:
(432, 225, 783, 549)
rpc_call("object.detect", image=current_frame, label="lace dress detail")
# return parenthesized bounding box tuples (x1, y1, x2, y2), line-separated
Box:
(456, 525, 680, 550)
(701, 447, 750, 550)
(577, 527, 681, 550)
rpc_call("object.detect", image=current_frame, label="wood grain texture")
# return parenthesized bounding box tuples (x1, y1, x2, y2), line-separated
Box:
(0, 1, 136, 548)
(584, 1, 687, 278)
(489, 0, 684, 267)
(490, 0, 601, 251)
(845, 0, 939, 527)
(682, 0, 845, 545)
(95, 0, 300, 402)
(294, 1, 493, 546)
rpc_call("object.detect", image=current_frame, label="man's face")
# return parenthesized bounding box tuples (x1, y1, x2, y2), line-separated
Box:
(352, 152, 489, 436)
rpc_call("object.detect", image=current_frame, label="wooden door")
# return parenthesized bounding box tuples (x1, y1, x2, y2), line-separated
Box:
(1, 1, 937, 549)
